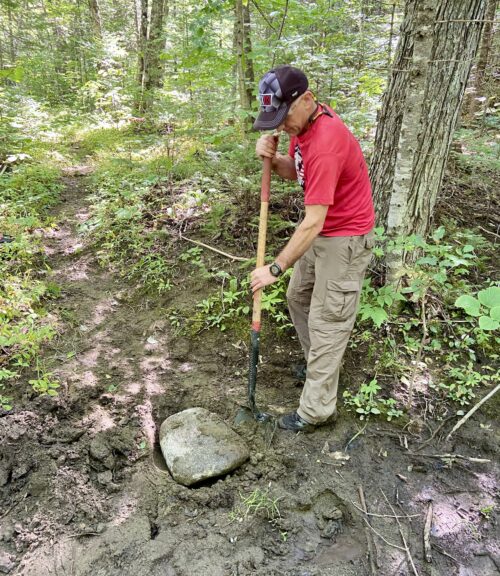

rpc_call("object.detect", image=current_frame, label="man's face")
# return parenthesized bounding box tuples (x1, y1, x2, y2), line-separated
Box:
(277, 93, 310, 136)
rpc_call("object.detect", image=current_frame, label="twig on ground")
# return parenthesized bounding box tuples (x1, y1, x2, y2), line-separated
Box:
(358, 486, 379, 575)
(409, 453, 490, 464)
(381, 489, 420, 576)
(360, 515, 406, 552)
(179, 234, 249, 262)
(478, 225, 500, 239)
(415, 415, 458, 451)
(445, 383, 500, 441)
(423, 502, 433, 563)
(350, 500, 420, 519)
(433, 543, 460, 564)
(345, 423, 368, 452)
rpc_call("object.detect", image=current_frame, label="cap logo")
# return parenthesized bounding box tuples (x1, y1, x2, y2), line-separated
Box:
(260, 94, 273, 107)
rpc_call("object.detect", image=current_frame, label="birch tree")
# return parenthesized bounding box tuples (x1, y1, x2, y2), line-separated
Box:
(370, 0, 488, 281)
(136, 0, 168, 113)
(234, 0, 254, 112)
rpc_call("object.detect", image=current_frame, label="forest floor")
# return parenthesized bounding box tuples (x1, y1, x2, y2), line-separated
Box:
(1, 168, 499, 576)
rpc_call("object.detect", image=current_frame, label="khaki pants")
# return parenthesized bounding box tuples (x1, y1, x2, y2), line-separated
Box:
(286, 231, 374, 424)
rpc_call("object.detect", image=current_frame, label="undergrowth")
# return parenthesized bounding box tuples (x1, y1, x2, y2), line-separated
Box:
(0, 161, 63, 409)
(76, 121, 499, 423)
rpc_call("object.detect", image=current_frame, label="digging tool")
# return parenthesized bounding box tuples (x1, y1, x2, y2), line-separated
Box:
(234, 156, 276, 443)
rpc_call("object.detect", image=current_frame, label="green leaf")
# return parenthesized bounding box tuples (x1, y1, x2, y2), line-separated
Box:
(490, 306, 500, 321)
(479, 316, 499, 331)
(416, 256, 437, 266)
(477, 286, 500, 310)
(432, 226, 446, 241)
(455, 295, 481, 317)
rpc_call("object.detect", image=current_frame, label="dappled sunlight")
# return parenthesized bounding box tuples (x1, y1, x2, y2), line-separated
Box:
(91, 297, 120, 327)
(139, 355, 171, 396)
(78, 348, 100, 369)
(126, 381, 142, 395)
(54, 259, 90, 281)
(80, 370, 99, 388)
(179, 362, 193, 373)
(136, 400, 156, 446)
(82, 405, 116, 433)
(109, 493, 139, 527)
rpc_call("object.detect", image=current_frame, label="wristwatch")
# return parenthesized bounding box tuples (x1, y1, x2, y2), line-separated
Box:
(269, 262, 283, 277)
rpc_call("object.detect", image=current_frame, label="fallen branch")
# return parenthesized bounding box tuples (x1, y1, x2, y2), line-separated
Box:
(433, 543, 459, 564)
(350, 500, 420, 520)
(358, 486, 378, 575)
(180, 234, 250, 262)
(381, 489, 420, 576)
(345, 422, 368, 452)
(445, 383, 500, 441)
(423, 502, 433, 563)
(409, 453, 491, 464)
(415, 415, 458, 451)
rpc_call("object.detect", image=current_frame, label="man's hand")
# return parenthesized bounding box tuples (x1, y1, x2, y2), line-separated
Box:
(250, 265, 278, 293)
(256, 134, 279, 160)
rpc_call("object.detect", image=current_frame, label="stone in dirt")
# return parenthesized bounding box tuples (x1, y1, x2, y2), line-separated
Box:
(160, 407, 250, 487)
(0, 551, 15, 574)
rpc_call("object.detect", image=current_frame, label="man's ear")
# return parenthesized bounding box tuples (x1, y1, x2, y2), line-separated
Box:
(304, 91, 316, 109)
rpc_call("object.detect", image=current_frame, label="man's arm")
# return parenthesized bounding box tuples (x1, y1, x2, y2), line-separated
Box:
(271, 152, 296, 181)
(256, 135, 296, 181)
(250, 204, 328, 293)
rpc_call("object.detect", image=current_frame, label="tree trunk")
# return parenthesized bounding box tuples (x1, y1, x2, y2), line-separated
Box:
(467, 0, 497, 118)
(7, 1, 15, 64)
(234, 0, 254, 112)
(369, 0, 487, 281)
(144, 0, 167, 91)
(87, 0, 103, 38)
(135, 0, 149, 112)
(135, 0, 167, 113)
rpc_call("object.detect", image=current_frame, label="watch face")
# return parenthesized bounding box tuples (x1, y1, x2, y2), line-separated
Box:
(270, 263, 281, 277)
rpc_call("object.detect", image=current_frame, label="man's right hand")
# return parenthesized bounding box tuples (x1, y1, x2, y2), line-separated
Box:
(255, 133, 279, 160)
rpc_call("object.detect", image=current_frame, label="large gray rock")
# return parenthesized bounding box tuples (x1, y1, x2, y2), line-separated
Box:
(159, 408, 249, 486)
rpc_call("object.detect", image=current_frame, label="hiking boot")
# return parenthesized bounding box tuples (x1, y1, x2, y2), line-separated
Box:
(278, 411, 316, 433)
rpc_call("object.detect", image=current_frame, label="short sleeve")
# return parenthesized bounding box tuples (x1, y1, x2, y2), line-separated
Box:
(304, 152, 346, 205)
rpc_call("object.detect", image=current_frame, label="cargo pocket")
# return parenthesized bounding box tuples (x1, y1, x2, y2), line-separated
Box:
(364, 231, 375, 250)
(322, 280, 360, 322)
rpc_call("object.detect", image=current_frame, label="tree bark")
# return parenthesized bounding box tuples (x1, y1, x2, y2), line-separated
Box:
(87, 0, 103, 38)
(145, 0, 168, 91)
(370, 0, 487, 281)
(467, 0, 497, 118)
(135, 0, 168, 113)
(234, 0, 254, 112)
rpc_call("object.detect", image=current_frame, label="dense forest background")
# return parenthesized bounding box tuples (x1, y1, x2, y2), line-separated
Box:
(1, 0, 498, 409)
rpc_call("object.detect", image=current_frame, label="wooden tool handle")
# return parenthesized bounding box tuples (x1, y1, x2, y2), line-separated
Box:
(252, 157, 272, 330)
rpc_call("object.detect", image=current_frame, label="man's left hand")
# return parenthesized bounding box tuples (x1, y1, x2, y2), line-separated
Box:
(251, 266, 278, 293)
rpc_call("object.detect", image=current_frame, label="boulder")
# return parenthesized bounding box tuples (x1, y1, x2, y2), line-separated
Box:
(160, 408, 249, 486)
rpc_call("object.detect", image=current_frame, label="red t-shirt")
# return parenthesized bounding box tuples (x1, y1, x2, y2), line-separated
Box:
(288, 105, 375, 237)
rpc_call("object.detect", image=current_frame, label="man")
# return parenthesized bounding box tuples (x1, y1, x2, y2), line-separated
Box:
(251, 65, 375, 432)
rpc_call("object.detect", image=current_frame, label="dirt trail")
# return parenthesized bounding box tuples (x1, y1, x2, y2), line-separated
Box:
(0, 176, 499, 576)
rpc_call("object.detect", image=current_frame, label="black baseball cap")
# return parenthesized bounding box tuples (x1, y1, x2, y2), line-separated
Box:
(253, 65, 309, 131)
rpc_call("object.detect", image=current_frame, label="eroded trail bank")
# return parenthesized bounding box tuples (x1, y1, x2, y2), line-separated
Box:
(0, 175, 499, 576)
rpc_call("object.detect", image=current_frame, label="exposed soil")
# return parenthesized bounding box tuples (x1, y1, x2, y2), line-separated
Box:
(0, 174, 499, 576)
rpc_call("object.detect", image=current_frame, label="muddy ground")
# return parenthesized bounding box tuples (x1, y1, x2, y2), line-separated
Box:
(0, 174, 499, 576)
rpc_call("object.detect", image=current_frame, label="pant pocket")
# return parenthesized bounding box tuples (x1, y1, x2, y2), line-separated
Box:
(322, 280, 360, 322)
